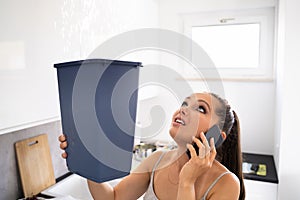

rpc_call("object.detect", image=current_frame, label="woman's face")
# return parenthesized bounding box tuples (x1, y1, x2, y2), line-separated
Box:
(169, 93, 220, 145)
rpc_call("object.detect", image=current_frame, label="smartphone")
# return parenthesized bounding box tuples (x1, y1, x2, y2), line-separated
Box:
(186, 124, 224, 159)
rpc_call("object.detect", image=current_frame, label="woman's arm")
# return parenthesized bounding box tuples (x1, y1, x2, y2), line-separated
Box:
(59, 135, 164, 200)
(177, 133, 240, 200)
(87, 180, 114, 200)
(177, 134, 216, 200)
(86, 150, 165, 200)
(86, 172, 150, 200)
(177, 181, 197, 200)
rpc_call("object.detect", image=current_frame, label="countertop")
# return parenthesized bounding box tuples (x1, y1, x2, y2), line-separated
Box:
(242, 152, 278, 184)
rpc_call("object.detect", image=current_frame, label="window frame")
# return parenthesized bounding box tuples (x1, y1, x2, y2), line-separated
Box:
(182, 7, 275, 81)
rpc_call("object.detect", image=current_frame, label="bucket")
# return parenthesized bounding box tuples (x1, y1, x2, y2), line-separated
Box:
(54, 59, 142, 183)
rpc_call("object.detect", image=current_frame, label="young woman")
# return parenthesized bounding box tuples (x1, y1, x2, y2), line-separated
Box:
(59, 93, 245, 200)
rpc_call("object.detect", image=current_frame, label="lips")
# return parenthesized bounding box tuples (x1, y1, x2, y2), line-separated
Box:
(174, 117, 185, 126)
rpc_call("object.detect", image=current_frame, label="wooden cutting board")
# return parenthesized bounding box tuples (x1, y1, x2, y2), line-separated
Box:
(15, 134, 56, 197)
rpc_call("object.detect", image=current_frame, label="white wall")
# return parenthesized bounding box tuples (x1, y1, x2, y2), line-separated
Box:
(276, 0, 300, 199)
(0, 0, 278, 154)
(144, 0, 277, 154)
(0, 0, 159, 134)
(158, 0, 276, 32)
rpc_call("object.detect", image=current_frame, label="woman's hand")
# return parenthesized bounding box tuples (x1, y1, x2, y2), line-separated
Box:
(58, 134, 68, 159)
(179, 132, 217, 184)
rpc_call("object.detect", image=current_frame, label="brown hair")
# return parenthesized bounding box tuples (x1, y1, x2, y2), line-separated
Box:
(210, 93, 245, 200)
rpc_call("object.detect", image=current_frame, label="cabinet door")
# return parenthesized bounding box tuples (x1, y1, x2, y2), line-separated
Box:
(244, 179, 277, 200)
(0, 0, 80, 135)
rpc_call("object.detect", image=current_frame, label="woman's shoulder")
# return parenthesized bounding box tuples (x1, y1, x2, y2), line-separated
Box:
(212, 171, 240, 197)
(214, 161, 240, 186)
(206, 163, 240, 199)
(132, 150, 168, 173)
(216, 171, 240, 186)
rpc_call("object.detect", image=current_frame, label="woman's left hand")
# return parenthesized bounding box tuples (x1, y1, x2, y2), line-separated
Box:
(179, 132, 217, 184)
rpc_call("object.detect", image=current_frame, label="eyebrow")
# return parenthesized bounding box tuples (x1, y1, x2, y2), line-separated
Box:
(197, 99, 211, 111)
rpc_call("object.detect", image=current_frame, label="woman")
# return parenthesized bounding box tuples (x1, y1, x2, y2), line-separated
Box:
(59, 92, 245, 200)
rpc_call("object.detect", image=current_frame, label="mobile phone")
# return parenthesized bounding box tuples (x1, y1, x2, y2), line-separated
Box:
(186, 124, 224, 159)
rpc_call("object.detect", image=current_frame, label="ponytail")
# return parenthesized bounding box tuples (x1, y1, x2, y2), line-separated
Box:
(217, 111, 245, 200)
(210, 93, 245, 200)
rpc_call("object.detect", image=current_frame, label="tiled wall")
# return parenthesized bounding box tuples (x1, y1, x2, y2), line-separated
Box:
(0, 121, 68, 200)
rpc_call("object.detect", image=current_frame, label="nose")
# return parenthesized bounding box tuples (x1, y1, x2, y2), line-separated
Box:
(180, 106, 188, 115)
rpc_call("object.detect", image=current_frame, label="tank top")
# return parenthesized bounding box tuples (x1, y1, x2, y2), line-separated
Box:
(143, 151, 232, 200)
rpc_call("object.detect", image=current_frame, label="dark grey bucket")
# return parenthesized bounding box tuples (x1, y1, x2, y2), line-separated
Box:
(54, 59, 142, 183)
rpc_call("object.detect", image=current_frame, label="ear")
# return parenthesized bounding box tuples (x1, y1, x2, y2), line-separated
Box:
(221, 131, 227, 140)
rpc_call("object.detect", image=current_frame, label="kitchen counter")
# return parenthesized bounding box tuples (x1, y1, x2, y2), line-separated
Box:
(41, 173, 128, 200)
(39, 152, 278, 200)
(242, 152, 278, 184)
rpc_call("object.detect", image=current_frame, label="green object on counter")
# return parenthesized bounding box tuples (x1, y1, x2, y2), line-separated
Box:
(243, 162, 267, 176)
(256, 164, 267, 176)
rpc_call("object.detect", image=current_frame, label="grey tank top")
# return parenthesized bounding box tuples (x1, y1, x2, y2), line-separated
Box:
(143, 151, 232, 200)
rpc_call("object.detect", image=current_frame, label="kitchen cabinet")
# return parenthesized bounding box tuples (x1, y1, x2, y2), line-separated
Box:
(0, 1, 160, 135)
(0, 1, 79, 135)
(243, 152, 278, 200)
(244, 179, 277, 200)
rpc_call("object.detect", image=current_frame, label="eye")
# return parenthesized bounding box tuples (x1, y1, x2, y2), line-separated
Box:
(197, 106, 206, 113)
(181, 101, 188, 107)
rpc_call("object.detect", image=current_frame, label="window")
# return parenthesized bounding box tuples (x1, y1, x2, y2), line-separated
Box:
(183, 8, 275, 80)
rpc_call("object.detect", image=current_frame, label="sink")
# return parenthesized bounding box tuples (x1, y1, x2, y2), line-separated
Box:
(41, 174, 122, 200)
(41, 157, 145, 199)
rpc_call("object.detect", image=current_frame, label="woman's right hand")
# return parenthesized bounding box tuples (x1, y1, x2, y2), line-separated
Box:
(58, 134, 68, 159)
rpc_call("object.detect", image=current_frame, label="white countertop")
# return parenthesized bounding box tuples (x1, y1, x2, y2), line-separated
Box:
(41, 157, 144, 200)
